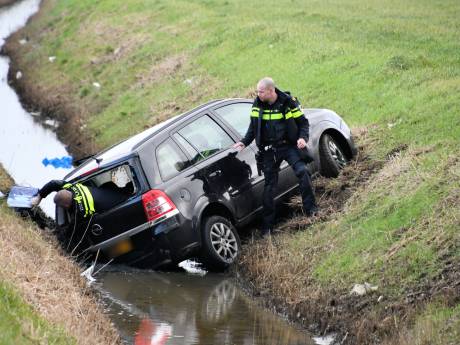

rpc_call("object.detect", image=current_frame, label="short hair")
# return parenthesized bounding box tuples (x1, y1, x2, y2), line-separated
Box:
(257, 77, 276, 90)
(54, 190, 73, 208)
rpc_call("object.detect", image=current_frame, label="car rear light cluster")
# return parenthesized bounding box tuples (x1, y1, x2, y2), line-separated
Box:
(142, 189, 177, 222)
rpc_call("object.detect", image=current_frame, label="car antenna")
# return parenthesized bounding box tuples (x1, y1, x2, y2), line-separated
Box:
(73, 154, 103, 166)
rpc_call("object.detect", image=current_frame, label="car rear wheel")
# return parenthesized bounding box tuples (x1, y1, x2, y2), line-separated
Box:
(319, 134, 348, 178)
(200, 216, 241, 271)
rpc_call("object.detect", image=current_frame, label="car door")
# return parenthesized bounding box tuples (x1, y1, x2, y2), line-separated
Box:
(77, 160, 147, 256)
(172, 113, 256, 220)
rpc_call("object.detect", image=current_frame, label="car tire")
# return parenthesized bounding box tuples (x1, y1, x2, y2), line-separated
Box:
(319, 134, 348, 178)
(200, 216, 241, 271)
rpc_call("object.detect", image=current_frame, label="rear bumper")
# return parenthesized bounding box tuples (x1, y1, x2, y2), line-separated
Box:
(85, 209, 199, 267)
(86, 209, 180, 252)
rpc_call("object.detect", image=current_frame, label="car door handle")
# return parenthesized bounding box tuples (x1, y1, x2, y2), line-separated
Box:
(208, 170, 222, 178)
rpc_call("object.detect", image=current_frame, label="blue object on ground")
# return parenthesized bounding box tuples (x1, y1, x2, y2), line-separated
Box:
(42, 156, 73, 169)
(7, 186, 39, 209)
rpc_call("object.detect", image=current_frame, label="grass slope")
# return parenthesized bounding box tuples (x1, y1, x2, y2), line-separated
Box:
(5, 0, 460, 343)
(0, 281, 74, 345)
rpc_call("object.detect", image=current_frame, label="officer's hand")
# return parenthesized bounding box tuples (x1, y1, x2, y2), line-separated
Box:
(31, 195, 42, 207)
(233, 142, 245, 151)
(297, 138, 307, 149)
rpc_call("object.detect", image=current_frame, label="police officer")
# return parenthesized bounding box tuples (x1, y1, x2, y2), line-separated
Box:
(234, 77, 317, 236)
(32, 179, 127, 219)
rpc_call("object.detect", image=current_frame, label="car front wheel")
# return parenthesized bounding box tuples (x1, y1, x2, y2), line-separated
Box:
(319, 134, 348, 177)
(200, 216, 241, 271)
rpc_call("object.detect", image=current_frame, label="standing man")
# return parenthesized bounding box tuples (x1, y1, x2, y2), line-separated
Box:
(233, 77, 317, 236)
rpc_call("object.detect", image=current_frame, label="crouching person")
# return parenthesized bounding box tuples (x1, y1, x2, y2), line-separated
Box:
(32, 180, 127, 252)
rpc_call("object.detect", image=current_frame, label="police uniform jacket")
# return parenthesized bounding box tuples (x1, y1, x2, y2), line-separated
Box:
(39, 180, 126, 219)
(241, 88, 309, 148)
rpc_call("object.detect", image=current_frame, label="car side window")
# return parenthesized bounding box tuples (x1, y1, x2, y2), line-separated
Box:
(214, 103, 252, 137)
(176, 115, 233, 164)
(156, 139, 191, 181)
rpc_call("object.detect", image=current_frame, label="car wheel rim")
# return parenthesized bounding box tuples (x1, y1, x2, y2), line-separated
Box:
(328, 138, 347, 168)
(210, 222, 238, 263)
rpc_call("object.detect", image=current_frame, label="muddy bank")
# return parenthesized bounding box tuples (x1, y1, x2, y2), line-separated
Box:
(0, 165, 121, 345)
(0, 0, 18, 7)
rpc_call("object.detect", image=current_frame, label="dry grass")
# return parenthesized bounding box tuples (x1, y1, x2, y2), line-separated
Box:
(0, 164, 14, 192)
(135, 54, 188, 88)
(0, 166, 120, 345)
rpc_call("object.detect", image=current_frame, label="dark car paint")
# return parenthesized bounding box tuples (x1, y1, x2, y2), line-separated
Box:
(61, 99, 356, 267)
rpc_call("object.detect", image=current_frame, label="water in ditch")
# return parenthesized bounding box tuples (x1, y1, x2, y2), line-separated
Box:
(96, 265, 316, 345)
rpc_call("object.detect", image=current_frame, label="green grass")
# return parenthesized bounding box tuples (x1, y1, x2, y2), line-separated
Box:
(0, 281, 75, 345)
(19, 0, 460, 151)
(12, 0, 460, 341)
(312, 149, 459, 292)
(392, 302, 460, 345)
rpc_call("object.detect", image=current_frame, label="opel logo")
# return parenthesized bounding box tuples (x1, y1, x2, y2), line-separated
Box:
(91, 224, 103, 236)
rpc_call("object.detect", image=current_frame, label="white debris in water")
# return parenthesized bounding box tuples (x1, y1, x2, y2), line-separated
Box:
(16, 71, 22, 79)
(19, 38, 28, 45)
(81, 264, 96, 283)
(29, 111, 41, 117)
(48, 56, 56, 62)
(350, 282, 378, 296)
(313, 334, 336, 345)
(44, 119, 58, 128)
(178, 260, 207, 276)
(93, 82, 101, 88)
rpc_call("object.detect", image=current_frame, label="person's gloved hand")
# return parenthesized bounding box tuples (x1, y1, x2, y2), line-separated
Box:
(31, 195, 42, 208)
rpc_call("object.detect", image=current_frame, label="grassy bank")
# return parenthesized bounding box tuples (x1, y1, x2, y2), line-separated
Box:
(0, 165, 120, 345)
(4, 0, 460, 343)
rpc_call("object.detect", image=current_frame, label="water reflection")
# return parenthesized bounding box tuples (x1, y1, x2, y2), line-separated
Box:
(97, 270, 314, 345)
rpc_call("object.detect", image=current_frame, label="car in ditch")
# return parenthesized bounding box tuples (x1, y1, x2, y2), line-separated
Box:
(57, 98, 357, 270)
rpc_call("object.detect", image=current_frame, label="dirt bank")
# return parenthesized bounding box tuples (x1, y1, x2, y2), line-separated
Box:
(0, 0, 17, 7)
(0, 165, 121, 345)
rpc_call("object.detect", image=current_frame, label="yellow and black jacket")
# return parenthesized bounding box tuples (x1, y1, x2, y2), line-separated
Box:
(241, 89, 309, 148)
(39, 180, 95, 218)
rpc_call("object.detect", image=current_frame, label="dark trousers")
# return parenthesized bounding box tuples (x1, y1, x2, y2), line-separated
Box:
(262, 145, 316, 231)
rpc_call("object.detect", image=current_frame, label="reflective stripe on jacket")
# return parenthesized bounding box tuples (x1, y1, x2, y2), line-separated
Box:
(242, 89, 309, 147)
(63, 183, 95, 217)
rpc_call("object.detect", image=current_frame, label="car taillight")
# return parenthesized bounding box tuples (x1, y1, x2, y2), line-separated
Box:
(142, 189, 177, 222)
